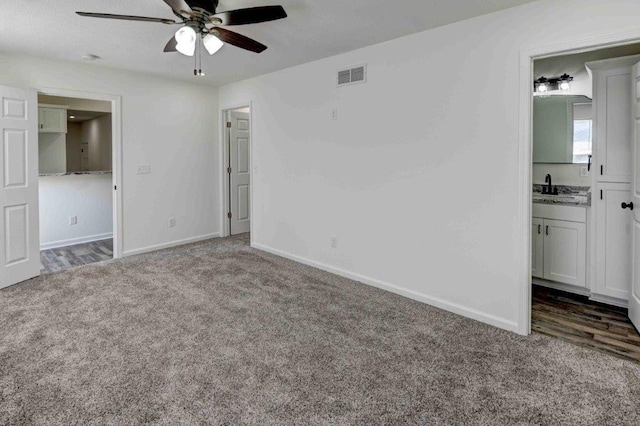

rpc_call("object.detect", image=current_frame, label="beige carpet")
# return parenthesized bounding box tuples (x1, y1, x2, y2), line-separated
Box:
(1, 234, 639, 425)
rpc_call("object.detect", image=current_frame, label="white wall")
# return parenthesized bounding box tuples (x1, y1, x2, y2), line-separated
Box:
(38, 133, 66, 174)
(0, 53, 220, 255)
(219, 0, 640, 332)
(82, 114, 112, 171)
(39, 174, 113, 249)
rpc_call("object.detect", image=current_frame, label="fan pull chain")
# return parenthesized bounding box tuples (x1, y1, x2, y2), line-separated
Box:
(194, 36, 205, 76)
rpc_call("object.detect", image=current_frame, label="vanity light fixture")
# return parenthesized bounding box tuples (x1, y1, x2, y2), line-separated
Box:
(534, 74, 574, 96)
(535, 77, 550, 97)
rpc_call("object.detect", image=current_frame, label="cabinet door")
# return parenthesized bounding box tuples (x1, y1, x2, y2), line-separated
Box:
(39, 107, 66, 133)
(543, 219, 586, 287)
(595, 183, 632, 300)
(595, 67, 632, 183)
(532, 218, 544, 279)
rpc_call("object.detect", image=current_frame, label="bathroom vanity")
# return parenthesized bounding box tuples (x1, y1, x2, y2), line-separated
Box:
(532, 186, 589, 290)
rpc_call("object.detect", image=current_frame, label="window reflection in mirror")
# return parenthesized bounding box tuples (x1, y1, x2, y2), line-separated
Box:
(533, 95, 592, 164)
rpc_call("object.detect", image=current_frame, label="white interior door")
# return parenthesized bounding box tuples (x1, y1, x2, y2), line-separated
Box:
(229, 110, 250, 235)
(0, 86, 40, 288)
(629, 63, 640, 329)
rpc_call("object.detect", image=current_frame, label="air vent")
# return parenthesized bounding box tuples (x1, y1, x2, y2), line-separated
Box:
(337, 64, 367, 87)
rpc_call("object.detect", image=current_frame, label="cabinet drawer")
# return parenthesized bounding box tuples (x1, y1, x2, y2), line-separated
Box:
(533, 204, 586, 223)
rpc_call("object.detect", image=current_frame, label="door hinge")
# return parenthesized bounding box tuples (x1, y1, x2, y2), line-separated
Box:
(227, 122, 232, 128)
(114, 185, 117, 190)
(227, 212, 232, 219)
(227, 167, 232, 174)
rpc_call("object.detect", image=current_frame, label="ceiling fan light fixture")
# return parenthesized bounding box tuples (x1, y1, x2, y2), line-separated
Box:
(175, 26, 197, 56)
(203, 34, 224, 55)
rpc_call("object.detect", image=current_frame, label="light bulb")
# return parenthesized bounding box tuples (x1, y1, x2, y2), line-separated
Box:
(203, 34, 224, 55)
(175, 26, 196, 56)
(559, 80, 570, 91)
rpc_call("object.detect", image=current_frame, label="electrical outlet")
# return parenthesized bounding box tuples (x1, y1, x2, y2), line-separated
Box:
(136, 164, 151, 175)
(331, 236, 338, 248)
(69, 216, 77, 225)
(169, 217, 176, 228)
(331, 108, 338, 120)
(580, 166, 589, 177)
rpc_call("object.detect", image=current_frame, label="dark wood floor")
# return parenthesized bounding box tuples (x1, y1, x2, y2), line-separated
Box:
(532, 285, 640, 363)
(40, 239, 113, 274)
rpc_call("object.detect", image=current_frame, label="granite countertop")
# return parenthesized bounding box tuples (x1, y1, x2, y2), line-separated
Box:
(533, 184, 591, 207)
(39, 171, 112, 177)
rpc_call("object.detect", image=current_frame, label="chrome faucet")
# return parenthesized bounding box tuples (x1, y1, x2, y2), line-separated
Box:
(543, 174, 558, 195)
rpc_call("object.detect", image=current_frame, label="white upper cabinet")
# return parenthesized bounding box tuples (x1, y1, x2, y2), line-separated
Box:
(38, 105, 67, 133)
(587, 56, 640, 184)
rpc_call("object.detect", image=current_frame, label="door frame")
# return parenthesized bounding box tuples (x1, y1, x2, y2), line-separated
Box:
(517, 30, 640, 336)
(36, 87, 123, 259)
(219, 101, 253, 240)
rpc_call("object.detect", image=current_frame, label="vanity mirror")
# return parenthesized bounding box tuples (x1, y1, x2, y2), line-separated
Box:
(533, 95, 592, 164)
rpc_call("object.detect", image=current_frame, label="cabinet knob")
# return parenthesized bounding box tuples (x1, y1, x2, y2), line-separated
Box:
(622, 202, 634, 211)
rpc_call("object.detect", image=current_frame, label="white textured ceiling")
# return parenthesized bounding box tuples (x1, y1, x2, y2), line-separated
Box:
(1, 0, 538, 86)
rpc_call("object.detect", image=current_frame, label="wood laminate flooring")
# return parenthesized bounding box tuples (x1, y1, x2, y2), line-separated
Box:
(40, 239, 113, 274)
(532, 284, 640, 363)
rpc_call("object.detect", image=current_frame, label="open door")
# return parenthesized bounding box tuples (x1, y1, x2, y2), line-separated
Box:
(630, 64, 640, 328)
(228, 110, 250, 235)
(0, 86, 40, 289)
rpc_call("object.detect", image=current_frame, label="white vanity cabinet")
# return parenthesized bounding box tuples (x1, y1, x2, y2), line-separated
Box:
(532, 204, 587, 288)
(531, 218, 544, 279)
(38, 105, 67, 133)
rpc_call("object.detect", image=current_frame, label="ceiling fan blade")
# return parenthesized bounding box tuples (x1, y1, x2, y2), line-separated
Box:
(210, 27, 267, 53)
(164, 37, 178, 52)
(211, 6, 287, 26)
(163, 0, 193, 16)
(76, 12, 178, 25)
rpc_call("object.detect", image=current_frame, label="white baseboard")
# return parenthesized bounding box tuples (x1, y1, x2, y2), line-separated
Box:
(40, 233, 113, 250)
(251, 243, 519, 333)
(589, 293, 628, 309)
(122, 233, 221, 257)
(532, 278, 629, 308)
(532, 278, 591, 297)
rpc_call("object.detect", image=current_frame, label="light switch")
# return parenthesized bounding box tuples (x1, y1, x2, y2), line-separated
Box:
(136, 164, 151, 175)
(580, 166, 589, 177)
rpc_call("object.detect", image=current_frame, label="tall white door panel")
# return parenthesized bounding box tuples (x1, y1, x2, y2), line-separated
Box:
(0, 86, 40, 288)
(628, 63, 640, 330)
(229, 111, 250, 235)
(594, 183, 632, 300)
(595, 68, 632, 183)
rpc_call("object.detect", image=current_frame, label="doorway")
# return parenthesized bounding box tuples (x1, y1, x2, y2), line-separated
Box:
(522, 38, 640, 361)
(37, 89, 123, 268)
(222, 105, 251, 237)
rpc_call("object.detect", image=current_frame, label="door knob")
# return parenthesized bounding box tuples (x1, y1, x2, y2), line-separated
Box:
(622, 202, 634, 210)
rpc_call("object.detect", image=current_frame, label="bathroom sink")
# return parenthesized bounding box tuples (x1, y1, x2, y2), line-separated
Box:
(532, 185, 590, 206)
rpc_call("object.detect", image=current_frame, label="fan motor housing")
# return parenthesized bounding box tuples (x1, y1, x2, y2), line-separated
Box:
(188, 0, 218, 13)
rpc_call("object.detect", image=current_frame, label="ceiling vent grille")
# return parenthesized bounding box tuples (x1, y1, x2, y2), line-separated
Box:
(337, 64, 367, 87)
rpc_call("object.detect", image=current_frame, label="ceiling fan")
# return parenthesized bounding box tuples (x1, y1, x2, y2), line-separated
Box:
(77, 0, 287, 73)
